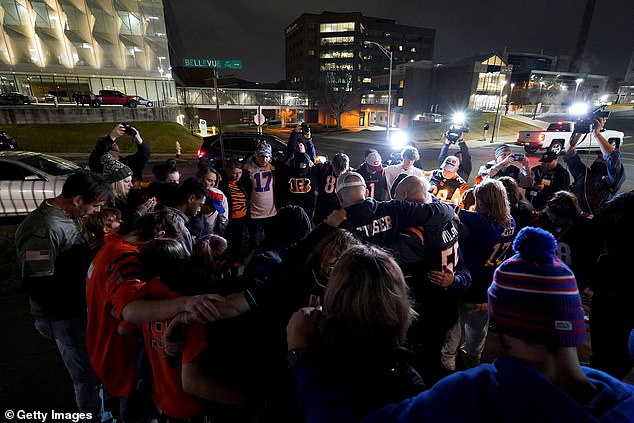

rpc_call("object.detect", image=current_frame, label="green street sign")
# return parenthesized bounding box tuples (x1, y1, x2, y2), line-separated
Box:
(182, 58, 243, 69)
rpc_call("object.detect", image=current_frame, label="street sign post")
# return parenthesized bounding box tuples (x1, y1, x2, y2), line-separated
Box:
(181, 58, 243, 167)
(182, 58, 243, 69)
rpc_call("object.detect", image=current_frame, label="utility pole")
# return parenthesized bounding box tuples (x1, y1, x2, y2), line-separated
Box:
(569, 0, 596, 73)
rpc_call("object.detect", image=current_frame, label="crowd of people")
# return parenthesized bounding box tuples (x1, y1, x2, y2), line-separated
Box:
(14, 120, 634, 422)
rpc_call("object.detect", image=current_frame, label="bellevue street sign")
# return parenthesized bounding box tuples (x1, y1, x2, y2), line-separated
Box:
(182, 58, 243, 69)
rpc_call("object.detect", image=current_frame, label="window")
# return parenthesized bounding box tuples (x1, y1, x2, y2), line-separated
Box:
(410, 47, 417, 53)
(398, 45, 403, 52)
(399, 80, 404, 88)
(320, 63, 353, 71)
(320, 36, 354, 46)
(362, 77, 372, 83)
(319, 50, 353, 59)
(320, 22, 355, 33)
(308, 50, 315, 56)
(397, 98, 403, 106)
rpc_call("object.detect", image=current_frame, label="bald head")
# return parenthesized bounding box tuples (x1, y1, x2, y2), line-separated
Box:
(394, 175, 431, 203)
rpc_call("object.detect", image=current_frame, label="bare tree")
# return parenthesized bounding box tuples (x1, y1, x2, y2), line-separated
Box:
(314, 73, 359, 129)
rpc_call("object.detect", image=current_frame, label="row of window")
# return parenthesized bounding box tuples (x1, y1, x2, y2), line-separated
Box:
(319, 22, 355, 33)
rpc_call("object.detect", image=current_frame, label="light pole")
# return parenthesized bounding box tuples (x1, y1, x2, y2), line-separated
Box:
(532, 81, 544, 120)
(574, 78, 584, 101)
(364, 41, 393, 143)
(508, 82, 515, 111)
(491, 81, 506, 143)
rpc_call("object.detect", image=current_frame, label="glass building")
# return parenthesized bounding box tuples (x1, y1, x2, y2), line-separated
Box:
(0, 0, 174, 103)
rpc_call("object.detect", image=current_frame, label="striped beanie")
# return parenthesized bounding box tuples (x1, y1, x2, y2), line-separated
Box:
(488, 227, 585, 348)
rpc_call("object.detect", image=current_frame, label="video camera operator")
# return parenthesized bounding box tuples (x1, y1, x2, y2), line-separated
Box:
(564, 117, 626, 216)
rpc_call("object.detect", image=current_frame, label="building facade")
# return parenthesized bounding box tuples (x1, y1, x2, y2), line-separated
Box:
(285, 11, 434, 127)
(0, 0, 174, 104)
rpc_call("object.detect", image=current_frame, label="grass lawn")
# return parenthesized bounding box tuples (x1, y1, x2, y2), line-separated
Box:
(2, 121, 204, 155)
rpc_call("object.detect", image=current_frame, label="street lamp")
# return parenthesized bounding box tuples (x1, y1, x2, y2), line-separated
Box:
(491, 80, 506, 143)
(574, 78, 584, 101)
(364, 41, 393, 143)
(508, 83, 515, 109)
(532, 81, 545, 120)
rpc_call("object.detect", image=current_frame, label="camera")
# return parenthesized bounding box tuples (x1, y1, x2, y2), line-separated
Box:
(300, 122, 310, 135)
(573, 105, 610, 134)
(122, 123, 137, 136)
(512, 153, 525, 162)
(445, 124, 470, 144)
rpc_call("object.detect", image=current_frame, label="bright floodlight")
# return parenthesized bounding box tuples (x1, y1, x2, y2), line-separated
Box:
(389, 130, 409, 148)
(569, 103, 589, 116)
(452, 112, 465, 124)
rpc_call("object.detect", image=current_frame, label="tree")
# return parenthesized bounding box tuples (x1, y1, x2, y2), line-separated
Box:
(314, 73, 359, 130)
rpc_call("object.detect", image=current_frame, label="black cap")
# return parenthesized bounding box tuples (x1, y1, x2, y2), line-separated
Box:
(539, 151, 558, 162)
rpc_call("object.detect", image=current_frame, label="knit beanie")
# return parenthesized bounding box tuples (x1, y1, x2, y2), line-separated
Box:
(488, 226, 585, 348)
(494, 144, 511, 159)
(103, 159, 132, 183)
(255, 141, 272, 158)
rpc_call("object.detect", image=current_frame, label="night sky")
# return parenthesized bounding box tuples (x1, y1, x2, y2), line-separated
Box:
(163, 0, 634, 83)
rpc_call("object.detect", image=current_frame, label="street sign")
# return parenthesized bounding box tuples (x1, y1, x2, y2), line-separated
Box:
(182, 58, 243, 69)
(253, 113, 266, 126)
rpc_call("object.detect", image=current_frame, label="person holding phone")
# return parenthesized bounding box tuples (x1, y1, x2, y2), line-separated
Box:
(528, 151, 571, 211)
(477, 144, 533, 189)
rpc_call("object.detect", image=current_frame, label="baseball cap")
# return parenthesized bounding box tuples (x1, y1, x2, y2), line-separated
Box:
(494, 144, 511, 159)
(488, 227, 585, 348)
(365, 151, 382, 170)
(539, 151, 558, 162)
(441, 155, 460, 172)
(335, 171, 366, 193)
(293, 152, 311, 175)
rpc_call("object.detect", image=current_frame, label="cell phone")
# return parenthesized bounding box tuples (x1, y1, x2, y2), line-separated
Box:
(512, 153, 525, 162)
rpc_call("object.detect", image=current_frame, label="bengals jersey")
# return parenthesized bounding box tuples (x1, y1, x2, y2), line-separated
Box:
(313, 162, 343, 223)
(275, 163, 318, 218)
(428, 169, 469, 205)
(356, 164, 388, 201)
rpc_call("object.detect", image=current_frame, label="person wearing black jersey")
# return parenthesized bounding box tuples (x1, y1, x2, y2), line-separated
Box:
(313, 153, 350, 223)
(356, 150, 388, 201)
(333, 172, 456, 245)
(276, 152, 318, 220)
(388, 175, 471, 384)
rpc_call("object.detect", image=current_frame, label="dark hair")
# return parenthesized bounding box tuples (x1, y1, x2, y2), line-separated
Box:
(497, 176, 521, 207)
(134, 209, 182, 241)
(172, 177, 207, 204)
(196, 166, 220, 182)
(61, 170, 112, 203)
(227, 160, 243, 170)
(141, 238, 187, 279)
(152, 158, 179, 182)
(594, 191, 634, 253)
(264, 205, 313, 248)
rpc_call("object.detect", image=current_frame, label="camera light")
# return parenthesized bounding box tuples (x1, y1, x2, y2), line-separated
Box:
(389, 130, 409, 149)
(452, 112, 465, 124)
(569, 103, 589, 116)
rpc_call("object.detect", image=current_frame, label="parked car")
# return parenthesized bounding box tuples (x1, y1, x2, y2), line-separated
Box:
(516, 121, 624, 154)
(197, 132, 287, 169)
(0, 131, 18, 150)
(93, 90, 140, 108)
(0, 151, 81, 216)
(136, 96, 154, 107)
(0, 92, 33, 105)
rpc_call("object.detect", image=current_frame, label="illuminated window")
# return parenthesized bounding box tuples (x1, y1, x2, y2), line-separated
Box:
(397, 98, 404, 106)
(398, 45, 403, 51)
(320, 50, 353, 59)
(363, 77, 372, 83)
(399, 80, 404, 88)
(320, 22, 355, 33)
(410, 47, 417, 53)
(308, 50, 315, 56)
(320, 36, 354, 45)
(320, 62, 354, 71)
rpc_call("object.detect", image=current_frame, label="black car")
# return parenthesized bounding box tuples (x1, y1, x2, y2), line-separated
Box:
(197, 132, 287, 168)
(0, 131, 18, 150)
(0, 92, 32, 105)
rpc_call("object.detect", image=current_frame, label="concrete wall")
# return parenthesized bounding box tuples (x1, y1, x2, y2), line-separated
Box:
(0, 106, 183, 125)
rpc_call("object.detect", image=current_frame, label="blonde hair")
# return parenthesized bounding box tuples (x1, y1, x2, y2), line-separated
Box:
(321, 245, 416, 350)
(474, 179, 512, 228)
(110, 178, 129, 201)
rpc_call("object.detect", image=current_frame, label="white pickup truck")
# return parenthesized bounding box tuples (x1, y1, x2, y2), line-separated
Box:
(515, 121, 624, 155)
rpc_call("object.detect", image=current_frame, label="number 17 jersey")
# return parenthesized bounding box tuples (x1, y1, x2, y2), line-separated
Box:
(243, 159, 276, 219)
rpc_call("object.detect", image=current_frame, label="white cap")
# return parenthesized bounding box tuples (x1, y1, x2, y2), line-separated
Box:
(365, 151, 382, 167)
(335, 171, 366, 192)
(442, 155, 460, 172)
